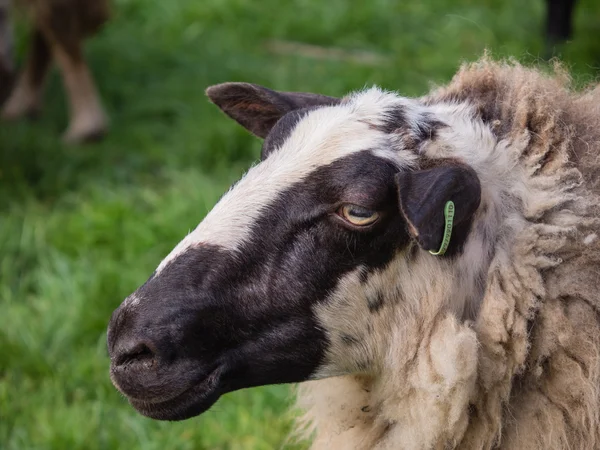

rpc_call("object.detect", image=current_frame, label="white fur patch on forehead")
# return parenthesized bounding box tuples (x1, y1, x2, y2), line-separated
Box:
(156, 87, 421, 274)
(122, 292, 140, 309)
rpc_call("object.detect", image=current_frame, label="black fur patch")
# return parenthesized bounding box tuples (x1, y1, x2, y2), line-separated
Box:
(379, 107, 444, 145)
(108, 151, 413, 421)
(379, 108, 408, 134)
(367, 291, 385, 313)
(412, 113, 445, 142)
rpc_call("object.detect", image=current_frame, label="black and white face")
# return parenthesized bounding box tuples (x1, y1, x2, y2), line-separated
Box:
(106, 83, 482, 421)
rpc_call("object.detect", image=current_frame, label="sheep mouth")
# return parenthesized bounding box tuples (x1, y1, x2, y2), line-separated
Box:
(127, 366, 224, 421)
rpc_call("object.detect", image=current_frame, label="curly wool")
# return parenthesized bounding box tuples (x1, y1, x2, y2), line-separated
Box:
(293, 57, 600, 450)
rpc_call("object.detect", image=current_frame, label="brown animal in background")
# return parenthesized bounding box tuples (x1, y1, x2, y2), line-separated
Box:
(0, 0, 110, 143)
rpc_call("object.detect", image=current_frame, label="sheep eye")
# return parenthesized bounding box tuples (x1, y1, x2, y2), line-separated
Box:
(339, 204, 380, 226)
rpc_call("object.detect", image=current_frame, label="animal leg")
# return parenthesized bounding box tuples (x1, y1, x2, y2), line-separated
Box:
(0, 0, 14, 104)
(1, 29, 51, 119)
(42, 27, 107, 144)
(544, 0, 578, 57)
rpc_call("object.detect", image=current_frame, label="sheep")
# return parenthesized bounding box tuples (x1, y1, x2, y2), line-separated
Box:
(0, 0, 13, 104)
(545, 0, 578, 48)
(106, 56, 600, 449)
(0, 0, 110, 143)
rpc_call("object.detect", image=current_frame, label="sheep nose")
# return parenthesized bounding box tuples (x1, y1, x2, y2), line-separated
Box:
(112, 339, 159, 371)
(107, 304, 174, 375)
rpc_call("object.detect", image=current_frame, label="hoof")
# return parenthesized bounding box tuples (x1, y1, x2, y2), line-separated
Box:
(1, 95, 40, 120)
(62, 113, 109, 144)
(0, 81, 41, 120)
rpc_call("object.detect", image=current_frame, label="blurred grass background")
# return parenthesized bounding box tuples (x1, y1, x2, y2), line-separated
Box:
(1, 0, 599, 448)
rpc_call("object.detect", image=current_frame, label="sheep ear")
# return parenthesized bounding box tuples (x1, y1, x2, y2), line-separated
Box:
(395, 163, 481, 256)
(205, 82, 340, 138)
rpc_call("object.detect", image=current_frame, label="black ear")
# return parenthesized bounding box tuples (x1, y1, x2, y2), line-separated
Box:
(395, 163, 481, 256)
(205, 82, 340, 138)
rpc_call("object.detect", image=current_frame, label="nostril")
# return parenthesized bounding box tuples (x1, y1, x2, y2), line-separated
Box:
(114, 341, 157, 370)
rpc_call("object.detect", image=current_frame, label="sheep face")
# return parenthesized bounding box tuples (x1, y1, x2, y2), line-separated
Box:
(107, 84, 482, 421)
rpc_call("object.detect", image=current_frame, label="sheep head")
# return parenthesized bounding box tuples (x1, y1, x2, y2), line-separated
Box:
(107, 83, 492, 421)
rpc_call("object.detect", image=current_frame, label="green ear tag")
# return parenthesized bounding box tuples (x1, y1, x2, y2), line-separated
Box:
(429, 201, 455, 256)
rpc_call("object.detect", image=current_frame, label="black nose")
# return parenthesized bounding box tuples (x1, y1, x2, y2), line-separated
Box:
(112, 339, 158, 371)
(107, 305, 173, 375)
(108, 303, 184, 403)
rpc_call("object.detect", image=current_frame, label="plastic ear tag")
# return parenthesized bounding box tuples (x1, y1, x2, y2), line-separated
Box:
(429, 201, 455, 256)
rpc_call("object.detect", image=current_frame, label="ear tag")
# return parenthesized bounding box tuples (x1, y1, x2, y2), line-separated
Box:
(429, 201, 455, 256)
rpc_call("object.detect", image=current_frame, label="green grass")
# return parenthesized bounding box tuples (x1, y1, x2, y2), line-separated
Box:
(1, 0, 599, 448)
